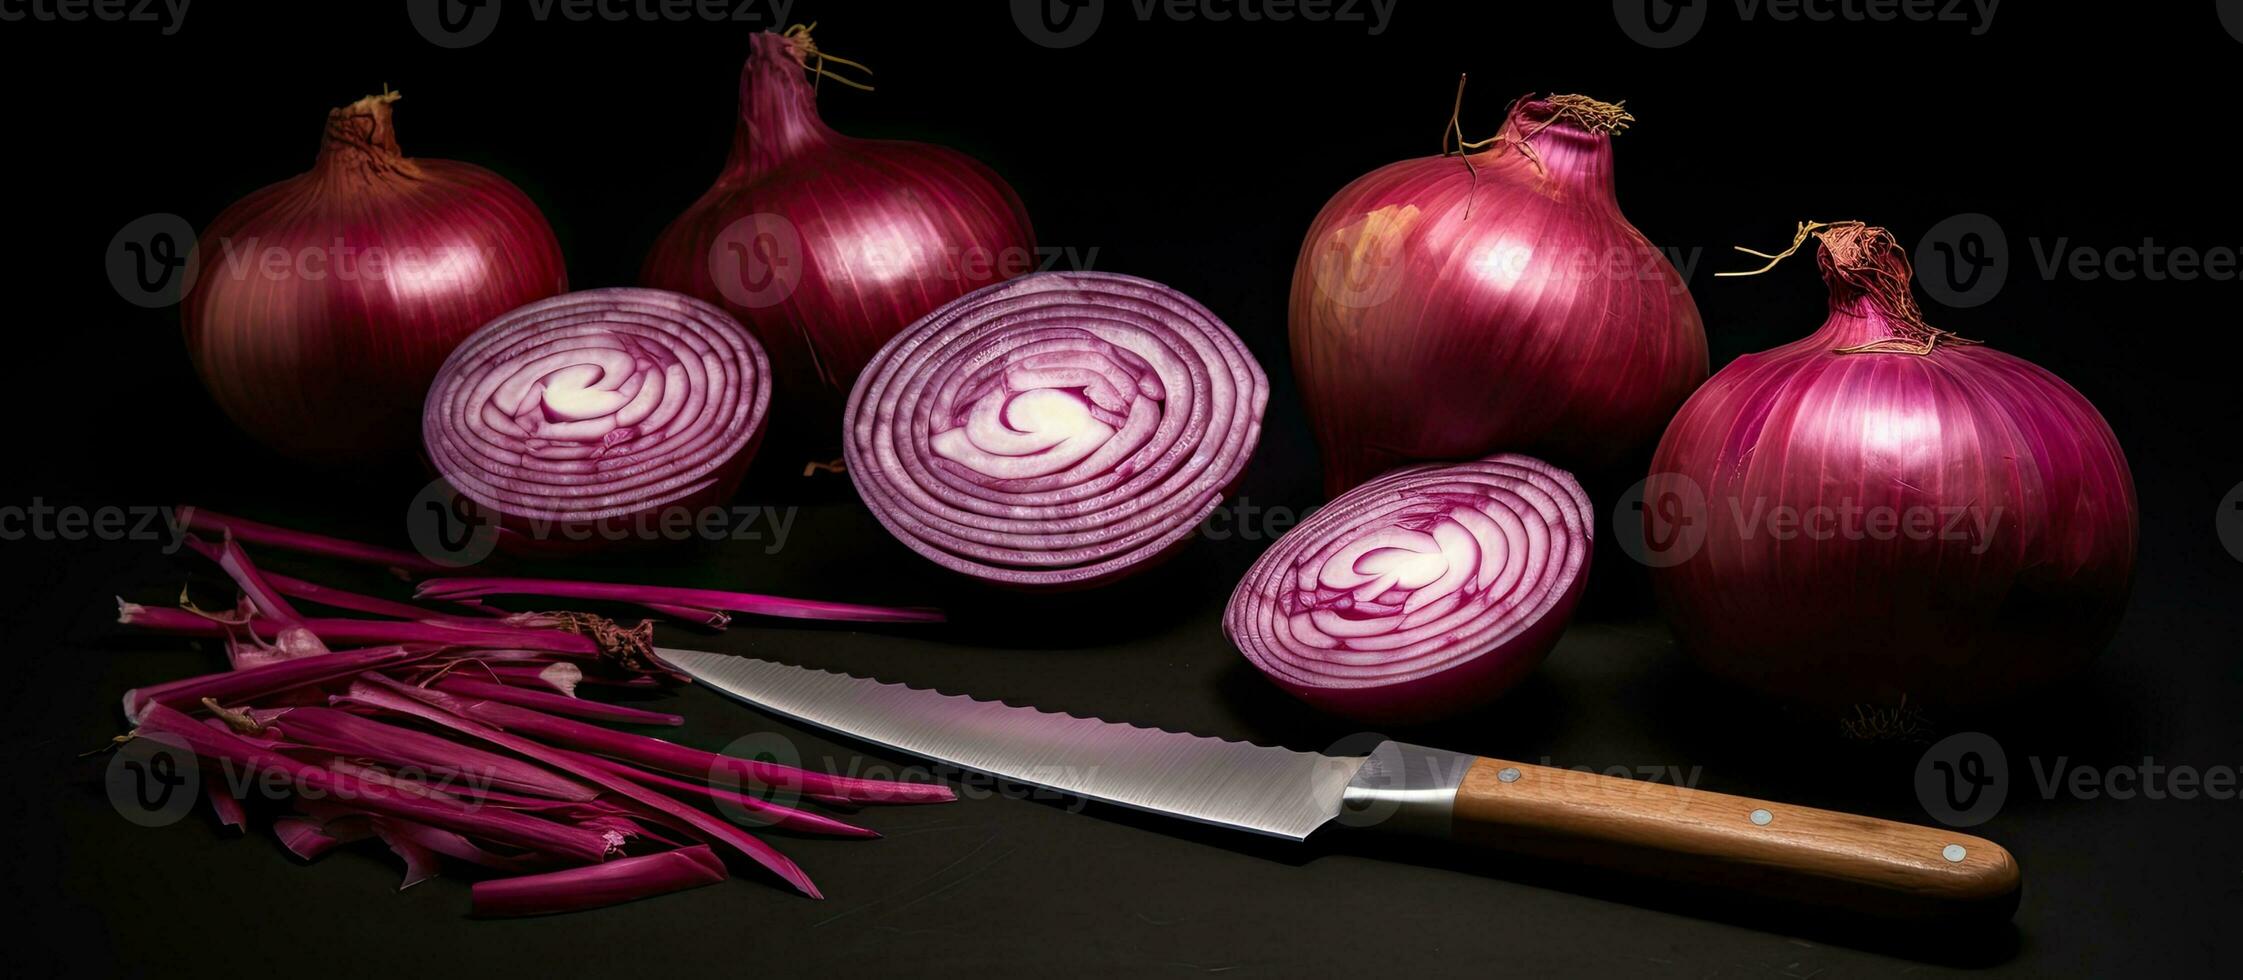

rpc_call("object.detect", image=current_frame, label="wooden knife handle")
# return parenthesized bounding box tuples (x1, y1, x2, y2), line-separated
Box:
(1449, 756, 2019, 920)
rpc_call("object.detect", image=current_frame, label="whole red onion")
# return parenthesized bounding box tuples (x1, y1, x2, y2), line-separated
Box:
(422, 288, 769, 555)
(1225, 454, 1591, 723)
(644, 27, 1036, 437)
(1647, 222, 2136, 711)
(184, 91, 567, 462)
(845, 272, 1266, 589)
(1290, 90, 1705, 494)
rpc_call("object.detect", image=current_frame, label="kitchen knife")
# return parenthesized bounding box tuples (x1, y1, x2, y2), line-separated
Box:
(658, 648, 2019, 920)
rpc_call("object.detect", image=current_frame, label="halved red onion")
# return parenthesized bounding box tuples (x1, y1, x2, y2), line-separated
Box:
(1224, 454, 1591, 722)
(423, 288, 769, 553)
(844, 272, 1268, 588)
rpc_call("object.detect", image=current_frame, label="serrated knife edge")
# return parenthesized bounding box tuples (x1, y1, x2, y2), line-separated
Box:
(656, 648, 1380, 840)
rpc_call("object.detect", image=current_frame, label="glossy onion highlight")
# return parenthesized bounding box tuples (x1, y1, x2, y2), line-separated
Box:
(1290, 91, 1704, 493)
(185, 92, 567, 463)
(845, 272, 1267, 588)
(644, 27, 1036, 434)
(1648, 222, 2136, 711)
(423, 288, 770, 553)
(1225, 454, 1591, 722)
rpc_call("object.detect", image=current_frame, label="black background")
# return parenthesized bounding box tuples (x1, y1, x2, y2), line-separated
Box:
(7, 1, 2242, 976)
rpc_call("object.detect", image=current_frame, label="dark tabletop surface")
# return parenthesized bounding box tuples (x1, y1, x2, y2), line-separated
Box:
(7, 3, 2242, 977)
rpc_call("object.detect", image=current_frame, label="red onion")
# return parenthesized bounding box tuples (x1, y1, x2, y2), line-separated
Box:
(845, 271, 1268, 588)
(1224, 454, 1591, 723)
(184, 91, 567, 462)
(1290, 87, 1705, 493)
(643, 26, 1036, 433)
(1648, 222, 2137, 711)
(421, 288, 770, 554)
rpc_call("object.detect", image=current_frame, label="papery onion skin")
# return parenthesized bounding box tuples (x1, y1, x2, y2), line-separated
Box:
(1290, 93, 1705, 494)
(422, 288, 770, 555)
(846, 271, 1268, 589)
(644, 29, 1036, 436)
(1648, 224, 2136, 711)
(184, 92, 567, 463)
(1225, 454, 1592, 722)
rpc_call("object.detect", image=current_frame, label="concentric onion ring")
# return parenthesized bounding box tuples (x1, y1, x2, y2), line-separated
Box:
(844, 271, 1268, 588)
(424, 288, 770, 552)
(1224, 455, 1591, 722)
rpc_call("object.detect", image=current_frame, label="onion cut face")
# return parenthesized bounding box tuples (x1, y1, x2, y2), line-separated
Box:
(1225, 455, 1591, 722)
(845, 271, 1268, 588)
(1649, 222, 2136, 711)
(423, 288, 770, 553)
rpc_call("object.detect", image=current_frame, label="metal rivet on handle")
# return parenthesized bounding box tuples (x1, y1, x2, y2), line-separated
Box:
(1749, 808, 1773, 826)
(1497, 767, 1521, 783)
(1942, 844, 1968, 862)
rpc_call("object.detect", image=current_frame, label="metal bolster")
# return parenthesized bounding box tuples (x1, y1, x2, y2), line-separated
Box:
(1339, 740, 1477, 837)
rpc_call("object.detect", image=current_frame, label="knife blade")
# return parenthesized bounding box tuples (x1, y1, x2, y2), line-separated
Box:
(659, 648, 2021, 920)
